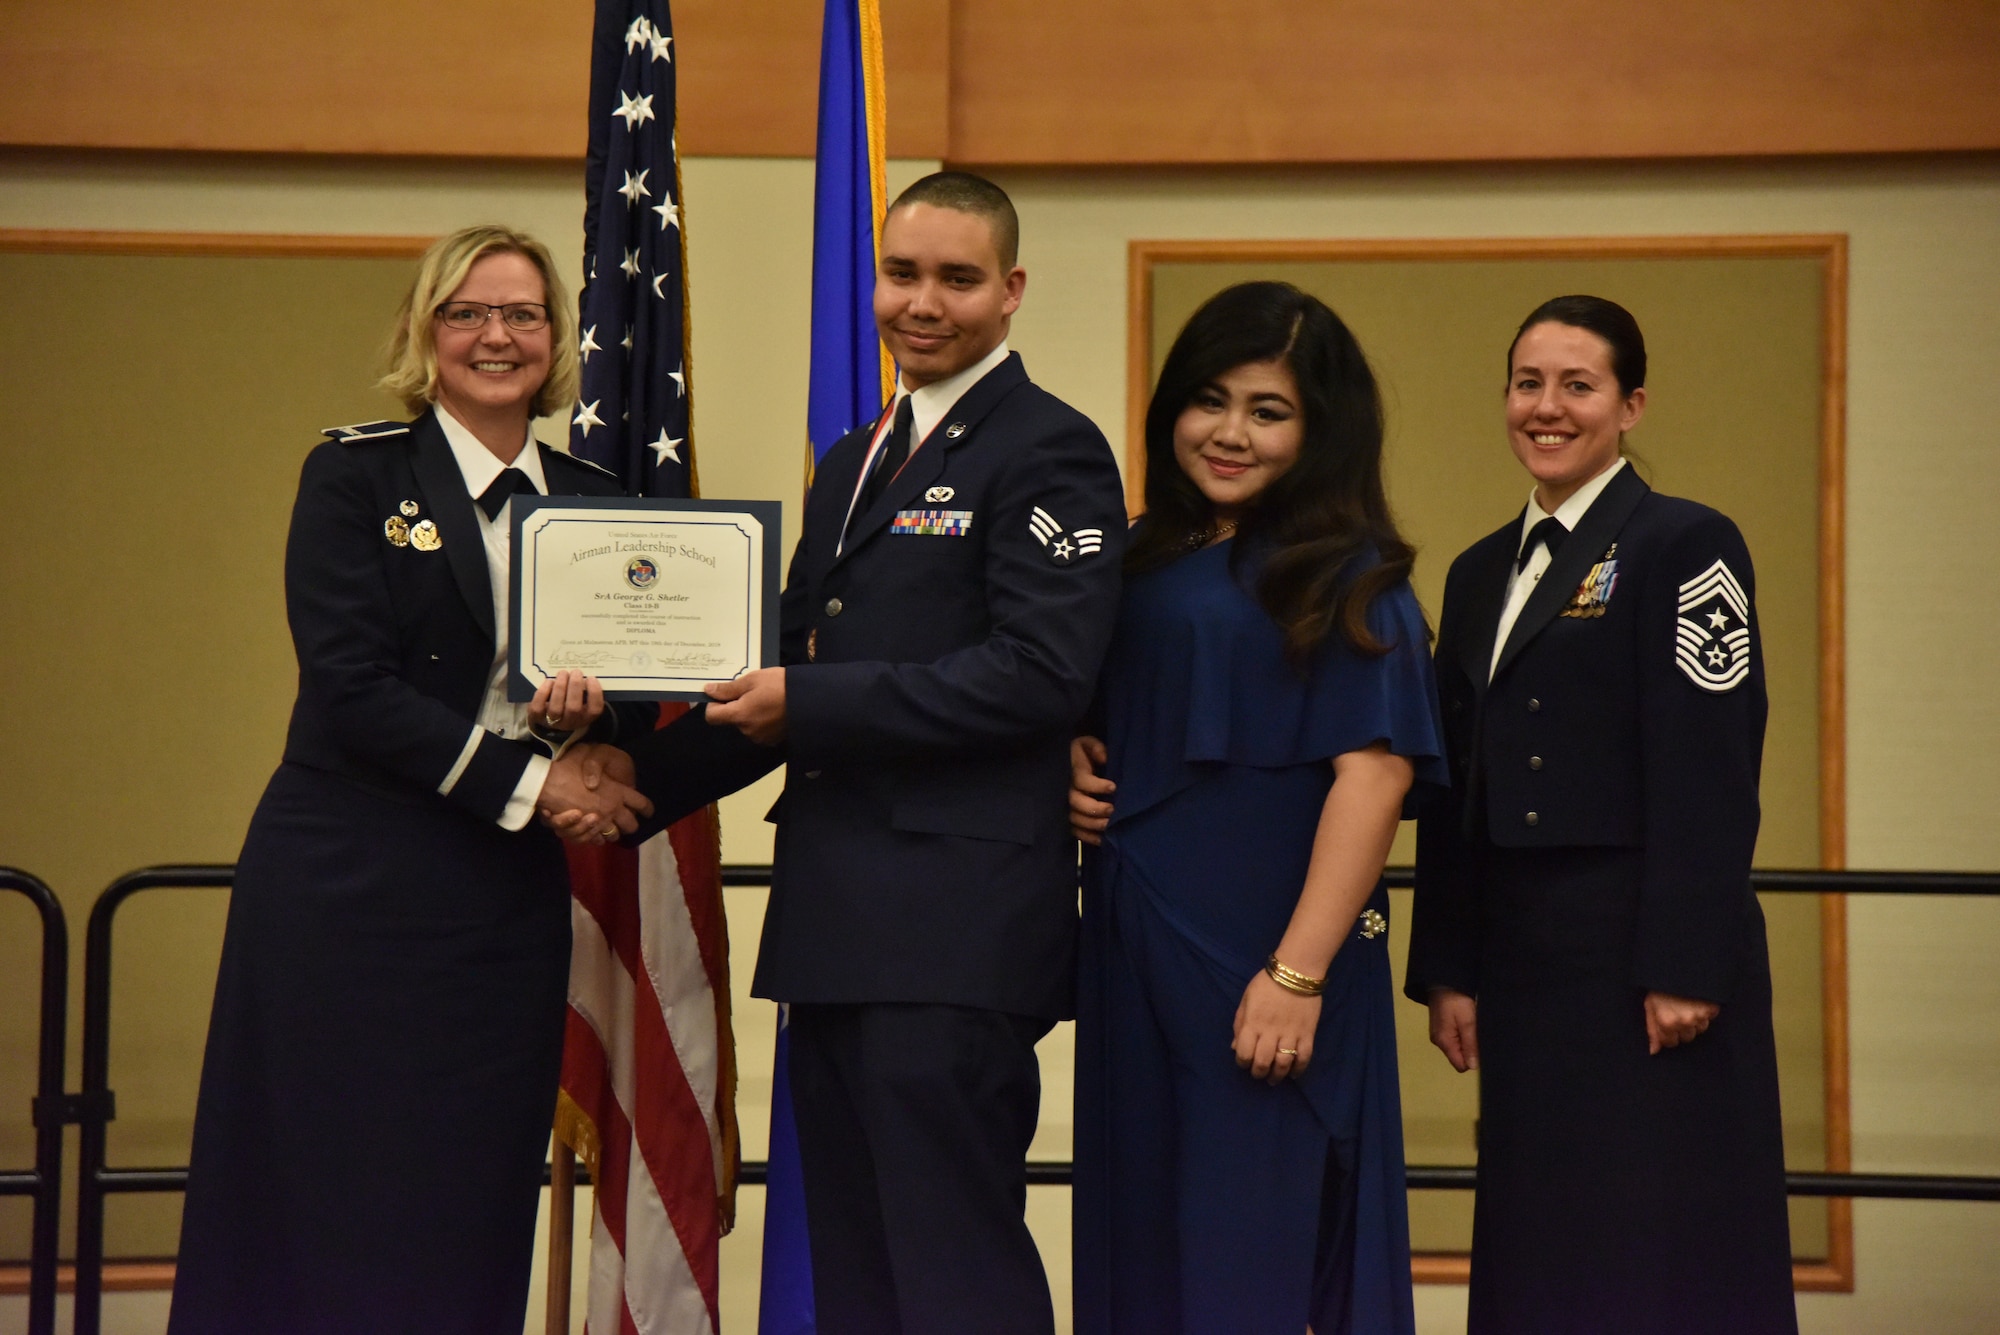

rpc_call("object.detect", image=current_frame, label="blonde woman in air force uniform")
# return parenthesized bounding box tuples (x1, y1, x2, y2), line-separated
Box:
(170, 225, 654, 1335)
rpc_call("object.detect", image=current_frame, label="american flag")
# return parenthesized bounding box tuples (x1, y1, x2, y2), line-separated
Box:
(557, 2, 738, 1332)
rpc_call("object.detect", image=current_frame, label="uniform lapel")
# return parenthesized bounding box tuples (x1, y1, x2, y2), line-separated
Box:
(831, 353, 1028, 569)
(1459, 523, 1519, 702)
(408, 410, 496, 642)
(1491, 464, 1649, 680)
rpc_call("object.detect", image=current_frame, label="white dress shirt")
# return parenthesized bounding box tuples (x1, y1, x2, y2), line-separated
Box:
(836, 340, 1011, 555)
(1489, 458, 1628, 682)
(433, 406, 552, 830)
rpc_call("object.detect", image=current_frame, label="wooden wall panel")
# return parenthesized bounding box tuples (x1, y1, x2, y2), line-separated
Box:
(2, 0, 1993, 162)
(950, 0, 2000, 164)
(0, 0, 947, 159)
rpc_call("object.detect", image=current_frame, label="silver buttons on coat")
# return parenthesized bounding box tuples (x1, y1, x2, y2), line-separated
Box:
(825, 598, 843, 616)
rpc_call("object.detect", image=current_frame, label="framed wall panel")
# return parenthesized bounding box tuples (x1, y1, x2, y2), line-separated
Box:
(0, 228, 432, 1289)
(1129, 235, 1852, 1289)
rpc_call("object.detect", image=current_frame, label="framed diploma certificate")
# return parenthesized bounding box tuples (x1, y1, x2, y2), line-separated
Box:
(507, 496, 783, 701)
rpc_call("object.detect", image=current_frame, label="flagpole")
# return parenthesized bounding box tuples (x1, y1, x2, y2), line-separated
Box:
(546, 1142, 576, 1335)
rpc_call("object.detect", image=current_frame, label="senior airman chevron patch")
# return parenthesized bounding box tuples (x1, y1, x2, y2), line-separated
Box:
(1674, 559, 1752, 692)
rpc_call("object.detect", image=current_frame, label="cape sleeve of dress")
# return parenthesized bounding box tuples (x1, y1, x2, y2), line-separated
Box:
(1103, 547, 1448, 823)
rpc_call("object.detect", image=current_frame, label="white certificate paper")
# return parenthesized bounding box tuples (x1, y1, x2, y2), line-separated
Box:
(508, 496, 783, 701)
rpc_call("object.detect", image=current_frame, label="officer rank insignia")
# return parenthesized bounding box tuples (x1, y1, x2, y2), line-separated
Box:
(1028, 506, 1104, 566)
(1562, 543, 1619, 618)
(1674, 558, 1752, 692)
(323, 420, 411, 444)
(384, 516, 410, 546)
(891, 508, 974, 536)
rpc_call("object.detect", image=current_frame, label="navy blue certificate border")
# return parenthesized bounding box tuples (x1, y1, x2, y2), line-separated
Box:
(507, 495, 784, 702)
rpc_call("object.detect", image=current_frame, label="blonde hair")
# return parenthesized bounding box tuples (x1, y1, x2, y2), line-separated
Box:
(379, 224, 580, 419)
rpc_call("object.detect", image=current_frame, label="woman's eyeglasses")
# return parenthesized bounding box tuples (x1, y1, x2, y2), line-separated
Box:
(435, 301, 550, 332)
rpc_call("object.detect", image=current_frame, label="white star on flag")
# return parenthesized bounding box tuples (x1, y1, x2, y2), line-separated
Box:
(650, 430, 684, 465)
(619, 248, 642, 278)
(573, 399, 605, 436)
(668, 363, 685, 396)
(624, 16, 651, 52)
(621, 326, 633, 351)
(652, 272, 669, 298)
(652, 196, 681, 232)
(614, 90, 655, 130)
(618, 169, 651, 204)
(578, 325, 601, 363)
(649, 29, 673, 62)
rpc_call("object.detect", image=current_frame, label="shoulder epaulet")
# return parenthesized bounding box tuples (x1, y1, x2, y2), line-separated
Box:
(321, 420, 412, 444)
(543, 445, 619, 480)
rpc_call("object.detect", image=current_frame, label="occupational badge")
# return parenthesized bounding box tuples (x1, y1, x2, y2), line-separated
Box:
(1561, 543, 1619, 618)
(1674, 558, 1751, 692)
(924, 485, 956, 503)
(383, 515, 410, 547)
(399, 500, 420, 517)
(410, 519, 442, 552)
(1028, 505, 1104, 566)
(944, 422, 968, 439)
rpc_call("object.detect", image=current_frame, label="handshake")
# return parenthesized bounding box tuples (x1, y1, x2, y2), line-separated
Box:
(530, 665, 790, 846)
(536, 743, 650, 845)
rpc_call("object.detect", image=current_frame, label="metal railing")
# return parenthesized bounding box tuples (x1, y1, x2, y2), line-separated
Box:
(0, 869, 68, 1335)
(38, 860, 2000, 1320)
(723, 864, 2000, 1203)
(73, 865, 233, 1335)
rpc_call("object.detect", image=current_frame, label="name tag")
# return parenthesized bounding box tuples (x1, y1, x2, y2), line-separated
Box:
(891, 508, 974, 536)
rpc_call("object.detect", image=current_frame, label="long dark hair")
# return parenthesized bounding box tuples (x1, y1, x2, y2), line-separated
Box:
(1127, 281, 1417, 661)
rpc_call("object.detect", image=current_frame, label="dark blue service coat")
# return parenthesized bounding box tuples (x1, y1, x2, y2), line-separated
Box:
(630, 352, 1127, 1020)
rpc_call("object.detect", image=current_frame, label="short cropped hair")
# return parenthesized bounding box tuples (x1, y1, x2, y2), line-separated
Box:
(379, 224, 580, 419)
(887, 171, 1021, 270)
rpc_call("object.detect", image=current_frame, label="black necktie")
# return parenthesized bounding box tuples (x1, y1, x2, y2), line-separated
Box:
(477, 467, 534, 521)
(856, 396, 915, 518)
(1517, 515, 1568, 571)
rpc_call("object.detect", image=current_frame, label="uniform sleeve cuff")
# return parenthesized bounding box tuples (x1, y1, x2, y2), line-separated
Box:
(438, 726, 483, 796)
(499, 754, 553, 832)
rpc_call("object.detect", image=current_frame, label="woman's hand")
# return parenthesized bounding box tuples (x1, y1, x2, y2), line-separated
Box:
(1644, 990, 1719, 1055)
(1069, 735, 1115, 845)
(1232, 970, 1320, 1085)
(1427, 988, 1479, 1073)
(530, 670, 606, 734)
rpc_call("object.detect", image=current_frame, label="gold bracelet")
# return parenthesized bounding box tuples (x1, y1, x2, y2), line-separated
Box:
(1265, 954, 1325, 996)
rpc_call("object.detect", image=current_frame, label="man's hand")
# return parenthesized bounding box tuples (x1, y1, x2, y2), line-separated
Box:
(1644, 990, 1719, 1055)
(1068, 735, 1115, 846)
(537, 743, 651, 844)
(705, 667, 787, 745)
(1427, 988, 1479, 1073)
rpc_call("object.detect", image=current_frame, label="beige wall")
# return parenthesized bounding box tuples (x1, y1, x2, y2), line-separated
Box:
(1, 151, 1997, 1334)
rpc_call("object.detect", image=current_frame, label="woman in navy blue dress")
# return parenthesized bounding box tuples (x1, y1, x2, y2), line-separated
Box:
(1069, 282, 1444, 1334)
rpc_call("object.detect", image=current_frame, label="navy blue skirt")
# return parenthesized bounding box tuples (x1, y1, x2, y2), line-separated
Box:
(1468, 846, 1797, 1335)
(170, 763, 571, 1335)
